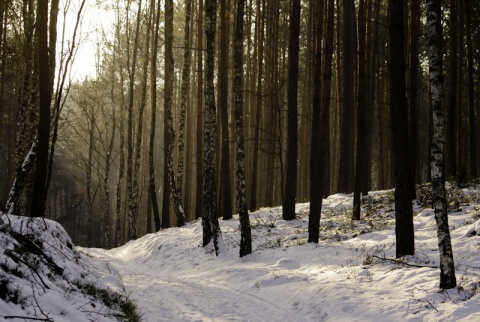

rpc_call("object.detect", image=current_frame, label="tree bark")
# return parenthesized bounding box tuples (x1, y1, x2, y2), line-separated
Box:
(30, 0, 53, 218)
(195, 0, 204, 220)
(463, 0, 477, 178)
(425, 0, 457, 290)
(388, 0, 415, 258)
(353, 0, 367, 220)
(218, 0, 233, 220)
(165, 0, 186, 227)
(149, 0, 161, 232)
(203, 0, 223, 255)
(338, 0, 355, 193)
(283, 0, 301, 221)
(176, 0, 193, 222)
(233, 0, 252, 257)
(446, 0, 457, 179)
(308, 0, 324, 244)
(126, 0, 143, 240)
(249, 0, 265, 212)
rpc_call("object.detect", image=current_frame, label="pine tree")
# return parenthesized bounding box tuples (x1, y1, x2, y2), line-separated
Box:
(283, 0, 301, 221)
(388, 0, 415, 258)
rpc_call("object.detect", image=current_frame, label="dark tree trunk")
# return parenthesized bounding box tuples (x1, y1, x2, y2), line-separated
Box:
(388, 0, 415, 258)
(353, 0, 367, 220)
(308, 0, 324, 244)
(283, 0, 301, 221)
(425, 0, 457, 290)
(249, 0, 265, 212)
(30, 0, 52, 218)
(408, 0, 420, 197)
(338, 0, 355, 193)
(218, 0, 233, 220)
(446, 0, 458, 179)
(320, 0, 334, 198)
(463, 0, 477, 178)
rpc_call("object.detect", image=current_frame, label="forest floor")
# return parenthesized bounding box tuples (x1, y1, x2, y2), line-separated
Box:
(83, 182, 480, 321)
(2, 182, 480, 321)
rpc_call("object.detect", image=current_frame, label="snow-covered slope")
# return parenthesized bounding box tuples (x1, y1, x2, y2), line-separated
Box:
(0, 214, 139, 321)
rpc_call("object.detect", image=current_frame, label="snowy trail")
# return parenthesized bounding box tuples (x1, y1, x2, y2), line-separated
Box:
(120, 272, 296, 322)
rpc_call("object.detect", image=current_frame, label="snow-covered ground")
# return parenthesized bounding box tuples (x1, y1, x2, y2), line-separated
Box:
(2, 183, 480, 321)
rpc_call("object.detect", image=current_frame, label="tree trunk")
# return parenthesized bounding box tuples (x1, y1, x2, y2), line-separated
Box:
(203, 0, 223, 255)
(149, 0, 161, 232)
(176, 0, 193, 222)
(249, 0, 265, 212)
(408, 0, 420, 196)
(338, 0, 355, 193)
(388, 0, 415, 258)
(308, 0, 324, 244)
(165, 0, 186, 227)
(30, 0, 53, 218)
(218, 0, 233, 220)
(320, 0, 334, 198)
(353, 0, 367, 220)
(233, 0, 252, 257)
(195, 0, 205, 220)
(425, 0, 457, 290)
(283, 0, 301, 221)
(446, 0, 457, 179)
(126, 0, 142, 240)
(463, 0, 477, 179)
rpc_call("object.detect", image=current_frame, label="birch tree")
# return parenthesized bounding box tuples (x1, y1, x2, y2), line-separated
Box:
(233, 0, 252, 257)
(203, 0, 223, 255)
(165, 0, 186, 227)
(425, 0, 457, 290)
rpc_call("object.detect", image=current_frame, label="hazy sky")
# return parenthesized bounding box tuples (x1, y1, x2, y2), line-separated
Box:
(59, 0, 115, 81)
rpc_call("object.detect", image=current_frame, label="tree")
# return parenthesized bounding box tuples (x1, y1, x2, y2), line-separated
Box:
(463, 0, 477, 179)
(203, 0, 223, 255)
(425, 0, 457, 290)
(338, 0, 355, 194)
(283, 0, 301, 221)
(388, 0, 415, 258)
(249, 0, 265, 212)
(126, 0, 143, 240)
(446, 0, 458, 179)
(308, 0, 324, 244)
(233, 0, 252, 257)
(353, 0, 368, 220)
(176, 0, 193, 221)
(148, 0, 161, 232)
(165, 0, 186, 227)
(30, 0, 56, 218)
(195, 0, 205, 220)
(218, 0, 233, 220)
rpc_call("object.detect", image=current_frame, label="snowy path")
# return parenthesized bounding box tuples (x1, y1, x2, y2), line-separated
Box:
(120, 270, 297, 322)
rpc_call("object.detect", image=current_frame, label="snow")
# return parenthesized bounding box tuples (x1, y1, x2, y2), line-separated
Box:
(2, 183, 480, 321)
